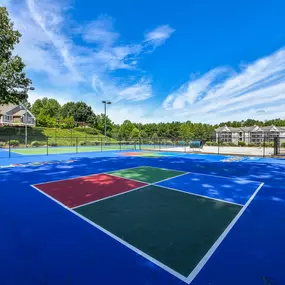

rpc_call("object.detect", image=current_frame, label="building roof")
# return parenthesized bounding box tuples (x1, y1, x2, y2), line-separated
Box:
(0, 104, 17, 115)
(13, 110, 26, 116)
(240, 126, 256, 132)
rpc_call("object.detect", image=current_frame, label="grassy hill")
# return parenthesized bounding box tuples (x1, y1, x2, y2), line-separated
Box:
(0, 127, 118, 147)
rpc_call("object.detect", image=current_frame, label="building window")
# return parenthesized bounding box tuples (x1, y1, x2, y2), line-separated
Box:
(4, 115, 12, 122)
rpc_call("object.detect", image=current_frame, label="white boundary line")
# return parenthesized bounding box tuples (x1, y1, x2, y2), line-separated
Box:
(31, 184, 188, 283)
(156, 184, 244, 207)
(185, 182, 265, 284)
(143, 165, 260, 183)
(30, 164, 265, 284)
(34, 165, 142, 186)
(72, 184, 148, 209)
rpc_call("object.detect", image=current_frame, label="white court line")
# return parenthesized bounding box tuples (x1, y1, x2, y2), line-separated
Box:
(34, 165, 143, 185)
(71, 172, 189, 209)
(31, 163, 265, 284)
(72, 184, 148, 209)
(31, 184, 188, 283)
(185, 182, 265, 284)
(143, 165, 260, 183)
(156, 184, 244, 207)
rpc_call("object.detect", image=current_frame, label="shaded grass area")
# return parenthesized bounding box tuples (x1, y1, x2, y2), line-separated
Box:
(75, 185, 241, 276)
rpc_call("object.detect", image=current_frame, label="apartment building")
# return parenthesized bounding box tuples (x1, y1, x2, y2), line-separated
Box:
(214, 125, 285, 144)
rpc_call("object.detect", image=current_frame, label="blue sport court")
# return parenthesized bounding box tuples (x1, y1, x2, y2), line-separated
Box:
(0, 150, 284, 285)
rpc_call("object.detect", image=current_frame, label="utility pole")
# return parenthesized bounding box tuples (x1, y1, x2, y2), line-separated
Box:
(24, 86, 35, 148)
(102, 101, 111, 142)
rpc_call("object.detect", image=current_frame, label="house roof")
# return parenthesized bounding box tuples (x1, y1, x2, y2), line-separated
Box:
(0, 104, 17, 115)
(13, 110, 26, 116)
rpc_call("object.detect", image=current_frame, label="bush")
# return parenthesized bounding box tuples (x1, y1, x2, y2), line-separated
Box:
(31, 141, 45, 147)
(9, 140, 20, 147)
(248, 142, 259, 147)
(0, 141, 6, 148)
(264, 142, 274, 148)
(227, 142, 237, 146)
(79, 141, 100, 146)
(281, 142, 285, 148)
(238, 141, 246, 146)
(49, 142, 58, 147)
(205, 141, 219, 146)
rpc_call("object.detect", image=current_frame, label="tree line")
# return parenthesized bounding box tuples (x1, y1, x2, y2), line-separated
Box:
(28, 97, 285, 142)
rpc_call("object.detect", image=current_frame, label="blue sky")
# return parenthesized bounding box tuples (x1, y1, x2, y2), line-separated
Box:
(2, 0, 285, 124)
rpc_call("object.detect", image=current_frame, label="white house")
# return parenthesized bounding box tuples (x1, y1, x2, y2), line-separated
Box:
(0, 104, 36, 127)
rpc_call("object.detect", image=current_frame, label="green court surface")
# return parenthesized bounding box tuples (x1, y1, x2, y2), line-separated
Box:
(109, 166, 186, 183)
(10, 145, 134, 155)
(75, 185, 242, 276)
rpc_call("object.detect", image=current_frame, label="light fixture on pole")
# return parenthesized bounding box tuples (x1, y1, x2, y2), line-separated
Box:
(24, 86, 35, 148)
(102, 101, 111, 140)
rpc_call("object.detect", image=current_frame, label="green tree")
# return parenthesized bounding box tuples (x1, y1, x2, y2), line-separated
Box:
(119, 120, 134, 140)
(61, 101, 95, 123)
(31, 98, 61, 127)
(0, 7, 32, 104)
(152, 132, 159, 142)
(130, 127, 140, 140)
(180, 122, 194, 139)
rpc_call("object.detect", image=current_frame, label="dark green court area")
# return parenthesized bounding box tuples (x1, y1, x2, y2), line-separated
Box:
(75, 185, 242, 276)
(108, 166, 186, 183)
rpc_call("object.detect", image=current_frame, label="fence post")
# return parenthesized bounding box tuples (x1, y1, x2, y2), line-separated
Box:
(47, 137, 49, 156)
(263, 136, 266, 157)
(218, 134, 220, 155)
(120, 139, 122, 152)
(101, 137, 103, 152)
(76, 137, 78, 154)
(9, 135, 11, 158)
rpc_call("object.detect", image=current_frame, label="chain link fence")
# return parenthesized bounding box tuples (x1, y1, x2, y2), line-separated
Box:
(1, 133, 285, 159)
(0, 135, 139, 159)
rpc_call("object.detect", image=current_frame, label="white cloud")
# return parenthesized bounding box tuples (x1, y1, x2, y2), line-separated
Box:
(92, 74, 152, 102)
(83, 15, 119, 46)
(144, 25, 175, 47)
(162, 47, 285, 123)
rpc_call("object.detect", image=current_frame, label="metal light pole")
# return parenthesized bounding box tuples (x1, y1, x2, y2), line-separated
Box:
(24, 86, 35, 148)
(102, 101, 111, 141)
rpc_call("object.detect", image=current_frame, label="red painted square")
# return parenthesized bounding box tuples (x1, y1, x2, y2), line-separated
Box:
(34, 174, 147, 208)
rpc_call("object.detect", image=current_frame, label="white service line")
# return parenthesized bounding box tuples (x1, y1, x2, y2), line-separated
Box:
(185, 182, 265, 284)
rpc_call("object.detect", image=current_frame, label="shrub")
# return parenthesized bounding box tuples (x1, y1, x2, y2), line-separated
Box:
(0, 141, 6, 148)
(9, 140, 20, 147)
(248, 142, 258, 147)
(79, 141, 100, 146)
(228, 142, 237, 146)
(49, 142, 58, 147)
(238, 141, 246, 146)
(31, 141, 44, 147)
(264, 142, 274, 148)
(281, 142, 285, 148)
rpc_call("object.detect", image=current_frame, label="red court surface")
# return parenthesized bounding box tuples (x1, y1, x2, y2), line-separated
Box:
(34, 174, 147, 208)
